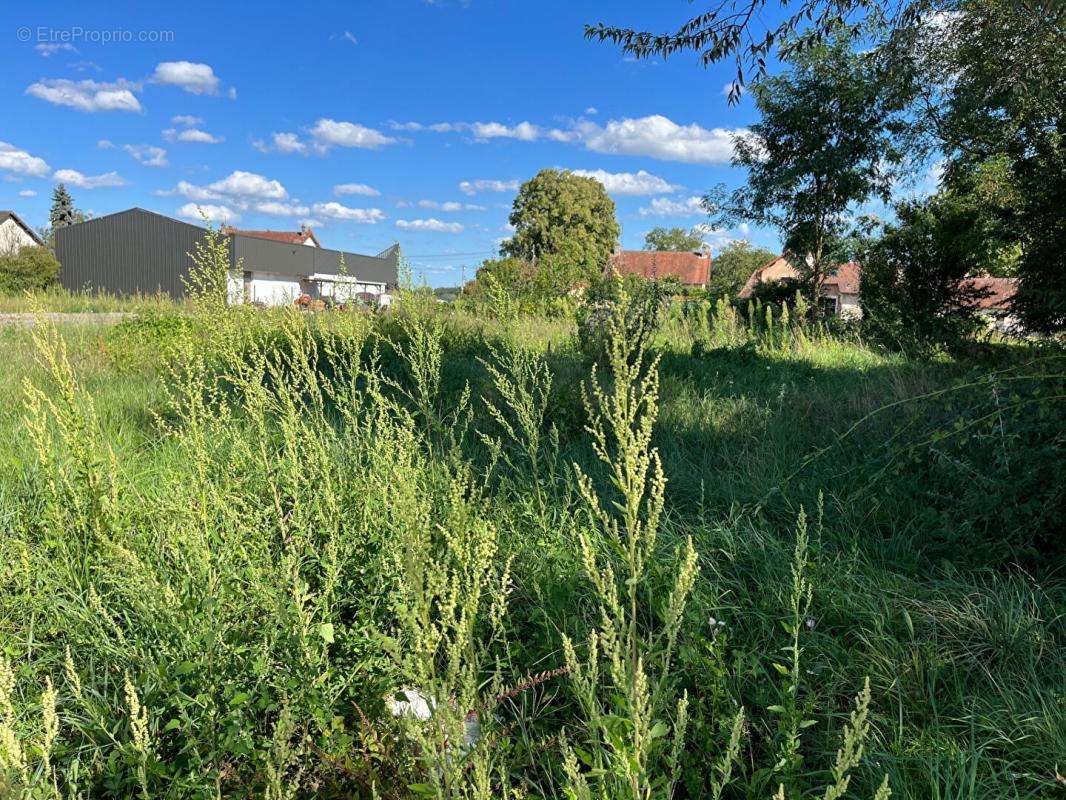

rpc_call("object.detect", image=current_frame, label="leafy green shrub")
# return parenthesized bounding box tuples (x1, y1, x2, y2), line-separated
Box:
(577, 274, 674, 363)
(0, 246, 60, 293)
(861, 196, 993, 353)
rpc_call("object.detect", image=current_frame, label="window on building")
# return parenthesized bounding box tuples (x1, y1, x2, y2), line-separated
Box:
(820, 296, 838, 317)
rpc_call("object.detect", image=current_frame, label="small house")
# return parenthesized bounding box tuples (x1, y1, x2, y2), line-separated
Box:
(738, 255, 862, 318)
(0, 210, 44, 255)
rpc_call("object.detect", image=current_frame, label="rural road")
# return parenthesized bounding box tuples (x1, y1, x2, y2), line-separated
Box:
(0, 312, 135, 328)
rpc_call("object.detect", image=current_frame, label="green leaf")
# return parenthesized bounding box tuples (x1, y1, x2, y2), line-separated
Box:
(772, 662, 790, 676)
(766, 705, 786, 714)
(408, 784, 437, 795)
(649, 721, 670, 739)
(319, 622, 335, 644)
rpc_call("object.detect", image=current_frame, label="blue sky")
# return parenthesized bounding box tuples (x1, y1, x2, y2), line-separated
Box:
(3, 1, 793, 285)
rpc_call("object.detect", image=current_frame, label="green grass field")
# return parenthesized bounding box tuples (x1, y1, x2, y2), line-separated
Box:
(0, 296, 1062, 799)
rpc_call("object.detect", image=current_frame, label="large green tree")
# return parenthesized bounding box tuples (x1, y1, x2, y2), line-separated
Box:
(924, 0, 1066, 333)
(501, 169, 620, 280)
(643, 226, 705, 252)
(709, 240, 777, 298)
(707, 31, 913, 304)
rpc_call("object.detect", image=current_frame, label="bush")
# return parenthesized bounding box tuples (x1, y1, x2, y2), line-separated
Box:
(861, 196, 992, 353)
(0, 246, 60, 293)
(577, 273, 673, 363)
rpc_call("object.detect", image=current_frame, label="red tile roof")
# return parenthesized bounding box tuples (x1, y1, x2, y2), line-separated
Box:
(225, 227, 321, 247)
(963, 276, 1017, 310)
(608, 250, 711, 286)
(822, 262, 861, 295)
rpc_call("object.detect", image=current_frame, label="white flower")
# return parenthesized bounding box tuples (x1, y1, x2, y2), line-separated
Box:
(805, 617, 816, 629)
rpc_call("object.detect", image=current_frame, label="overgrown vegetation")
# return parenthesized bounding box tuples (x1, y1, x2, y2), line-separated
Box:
(0, 262, 1062, 798)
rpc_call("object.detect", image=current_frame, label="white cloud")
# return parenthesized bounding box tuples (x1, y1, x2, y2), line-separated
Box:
(469, 121, 540, 141)
(178, 203, 240, 224)
(253, 131, 306, 154)
(208, 170, 287, 199)
(152, 61, 221, 95)
(394, 120, 540, 141)
(255, 201, 310, 217)
(396, 218, 464, 233)
(339, 31, 358, 45)
(0, 142, 50, 177)
(97, 139, 115, 149)
(638, 195, 707, 217)
(52, 168, 127, 189)
(123, 144, 168, 168)
(390, 113, 741, 164)
(162, 171, 288, 206)
(26, 78, 141, 113)
(299, 218, 324, 229)
(585, 106, 598, 115)
(570, 168, 679, 196)
(312, 202, 385, 223)
(171, 114, 203, 127)
(418, 200, 486, 211)
(19, 189, 37, 197)
(458, 179, 520, 196)
(334, 182, 380, 197)
(35, 43, 77, 57)
(163, 128, 224, 144)
(310, 119, 396, 150)
(574, 115, 739, 164)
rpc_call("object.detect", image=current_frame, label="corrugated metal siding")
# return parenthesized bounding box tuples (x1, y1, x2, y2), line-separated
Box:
(312, 248, 397, 285)
(232, 236, 315, 278)
(56, 208, 214, 297)
(234, 236, 398, 286)
(55, 208, 399, 297)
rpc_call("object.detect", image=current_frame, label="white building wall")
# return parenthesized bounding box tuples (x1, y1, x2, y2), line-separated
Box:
(249, 274, 302, 306)
(838, 293, 863, 319)
(0, 218, 38, 255)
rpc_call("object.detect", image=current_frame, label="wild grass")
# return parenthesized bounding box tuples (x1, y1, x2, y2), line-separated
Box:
(0, 287, 1062, 799)
(0, 287, 181, 314)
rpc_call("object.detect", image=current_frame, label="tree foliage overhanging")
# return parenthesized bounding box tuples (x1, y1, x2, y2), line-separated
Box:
(590, 0, 1066, 335)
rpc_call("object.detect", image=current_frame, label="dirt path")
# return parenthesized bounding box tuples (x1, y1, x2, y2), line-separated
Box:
(0, 312, 135, 327)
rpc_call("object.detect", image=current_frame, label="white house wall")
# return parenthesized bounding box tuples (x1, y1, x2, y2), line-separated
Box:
(838, 293, 863, 319)
(0, 218, 38, 255)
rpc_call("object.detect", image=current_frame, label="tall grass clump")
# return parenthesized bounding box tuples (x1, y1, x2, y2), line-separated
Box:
(561, 302, 713, 798)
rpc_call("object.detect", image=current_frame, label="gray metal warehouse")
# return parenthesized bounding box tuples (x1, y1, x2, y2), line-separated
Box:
(55, 208, 400, 305)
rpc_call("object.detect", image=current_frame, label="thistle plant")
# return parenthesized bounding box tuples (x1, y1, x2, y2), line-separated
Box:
(561, 297, 708, 799)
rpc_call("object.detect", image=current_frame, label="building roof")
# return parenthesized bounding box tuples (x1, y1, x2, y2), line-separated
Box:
(608, 250, 711, 286)
(0, 210, 44, 246)
(822, 262, 862, 295)
(738, 256, 860, 298)
(224, 227, 321, 248)
(963, 276, 1017, 310)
